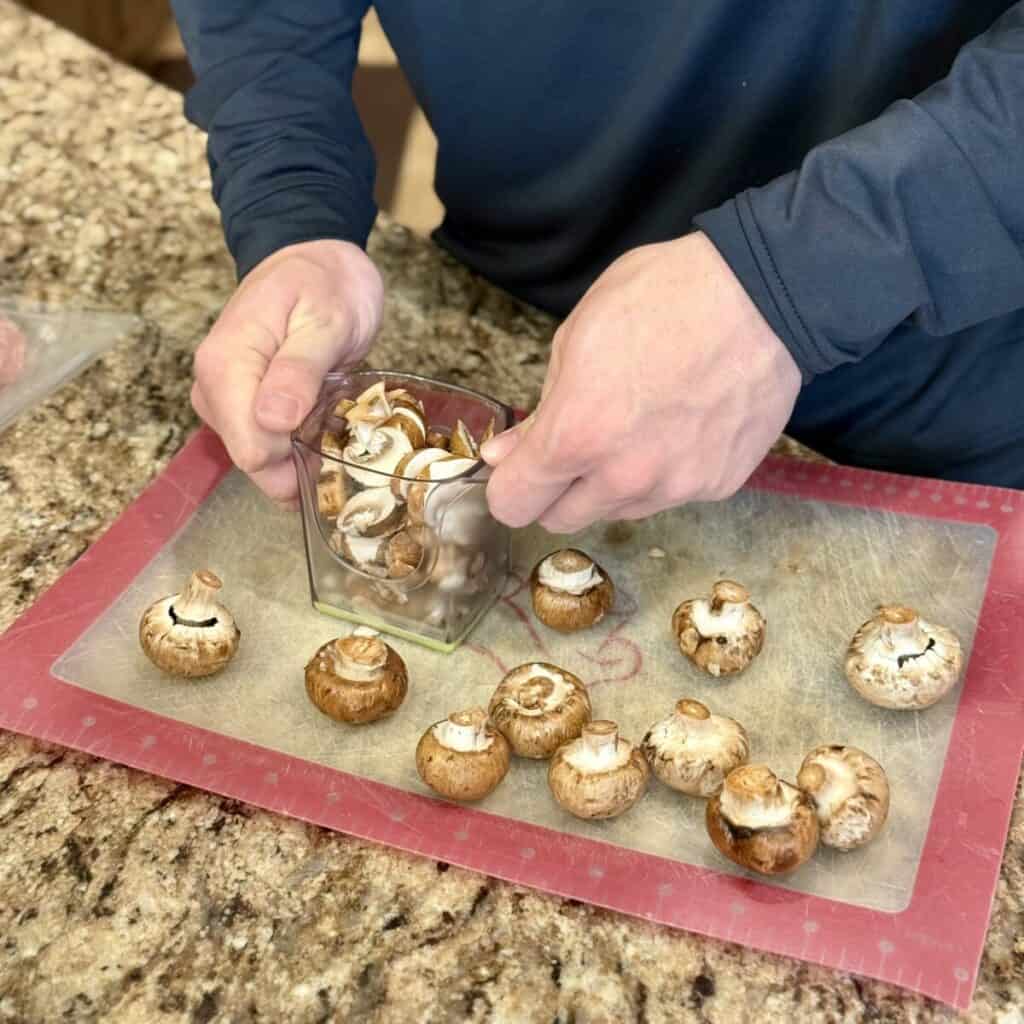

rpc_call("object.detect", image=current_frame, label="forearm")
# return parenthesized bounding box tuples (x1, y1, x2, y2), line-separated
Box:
(696, 3, 1024, 379)
(170, 1, 377, 279)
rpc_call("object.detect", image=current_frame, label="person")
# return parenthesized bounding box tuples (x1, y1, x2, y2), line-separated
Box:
(170, 2, 1024, 534)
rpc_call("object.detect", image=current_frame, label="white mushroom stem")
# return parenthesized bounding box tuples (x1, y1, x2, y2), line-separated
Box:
(720, 767, 794, 829)
(798, 762, 856, 824)
(691, 582, 750, 636)
(876, 606, 932, 659)
(537, 554, 601, 595)
(434, 709, 493, 752)
(514, 666, 576, 715)
(172, 570, 224, 625)
(330, 636, 388, 681)
(566, 722, 629, 773)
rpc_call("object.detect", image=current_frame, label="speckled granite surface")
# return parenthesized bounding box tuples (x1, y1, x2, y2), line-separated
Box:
(1, 4, 1022, 1021)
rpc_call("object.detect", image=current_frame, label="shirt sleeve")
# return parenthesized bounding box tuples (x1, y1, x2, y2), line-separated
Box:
(694, 3, 1024, 380)
(170, 1, 377, 280)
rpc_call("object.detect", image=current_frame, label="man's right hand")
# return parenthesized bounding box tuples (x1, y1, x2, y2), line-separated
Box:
(191, 239, 383, 504)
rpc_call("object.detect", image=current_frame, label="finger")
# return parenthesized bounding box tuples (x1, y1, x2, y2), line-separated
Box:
(255, 301, 359, 433)
(537, 475, 628, 535)
(480, 411, 534, 465)
(247, 457, 302, 506)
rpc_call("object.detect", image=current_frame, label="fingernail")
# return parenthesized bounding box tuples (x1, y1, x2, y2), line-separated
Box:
(257, 391, 301, 430)
(481, 432, 518, 464)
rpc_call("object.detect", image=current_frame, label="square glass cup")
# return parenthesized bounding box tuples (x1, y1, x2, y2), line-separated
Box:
(292, 370, 514, 652)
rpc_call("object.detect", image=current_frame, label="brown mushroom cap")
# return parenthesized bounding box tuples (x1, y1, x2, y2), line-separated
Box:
(383, 406, 427, 449)
(139, 570, 241, 679)
(304, 633, 408, 723)
(530, 549, 615, 633)
(425, 427, 451, 451)
(705, 764, 819, 875)
(415, 708, 511, 801)
(641, 698, 750, 797)
(672, 580, 766, 677)
(316, 470, 347, 521)
(844, 605, 963, 709)
(797, 745, 890, 850)
(488, 662, 592, 759)
(548, 721, 649, 820)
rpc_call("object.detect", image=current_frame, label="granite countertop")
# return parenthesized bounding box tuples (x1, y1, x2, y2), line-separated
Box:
(1, 4, 1021, 1021)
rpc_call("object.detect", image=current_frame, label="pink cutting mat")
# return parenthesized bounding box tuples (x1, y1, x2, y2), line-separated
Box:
(2, 427, 1023, 1010)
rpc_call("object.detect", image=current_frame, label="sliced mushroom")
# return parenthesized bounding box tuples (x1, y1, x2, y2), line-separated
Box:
(488, 662, 592, 759)
(320, 429, 348, 460)
(391, 447, 451, 500)
(331, 531, 389, 576)
(797, 745, 890, 851)
(672, 580, 765, 677)
(316, 471, 347, 520)
(844, 605, 963, 709)
(339, 489, 405, 538)
(449, 419, 480, 459)
(304, 633, 408, 723)
(385, 387, 426, 418)
(706, 764, 819, 875)
(332, 398, 355, 420)
(406, 456, 478, 525)
(385, 529, 425, 579)
(548, 720, 649, 820)
(415, 708, 511, 801)
(641, 698, 749, 797)
(530, 549, 614, 633)
(425, 427, 451, 451)
(139, 570, 241, 679)
(383, 405, 427, 449)
(479, 416, 497, 447)
(342, 424, 414, 487)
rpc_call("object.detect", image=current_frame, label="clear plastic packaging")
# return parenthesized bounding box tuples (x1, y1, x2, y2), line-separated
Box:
(0, 297, 139, 433)
(292, 371, 514, 652)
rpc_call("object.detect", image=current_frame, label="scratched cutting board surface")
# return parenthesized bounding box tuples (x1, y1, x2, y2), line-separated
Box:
(51, 467, 994, 914)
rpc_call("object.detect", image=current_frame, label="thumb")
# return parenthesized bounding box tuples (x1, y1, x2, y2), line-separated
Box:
(255, 301, 360, 432)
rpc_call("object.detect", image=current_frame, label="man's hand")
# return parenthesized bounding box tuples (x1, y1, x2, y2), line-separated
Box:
(191, 239, 383, 504)
(481, 231, 801, 532)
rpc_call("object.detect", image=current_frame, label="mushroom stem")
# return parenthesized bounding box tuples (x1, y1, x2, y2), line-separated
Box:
(676, 699, 711, 721)
(878, 606, 929, 649)
(173, 570, 224, 625)
(439, 708, 492, 751)
(710, 580, 749, 613)
(331, 635, 388, 680)
(581, 721, 619, 766)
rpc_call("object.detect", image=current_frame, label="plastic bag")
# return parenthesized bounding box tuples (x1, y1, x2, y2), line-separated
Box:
(0, 297, 140, 433)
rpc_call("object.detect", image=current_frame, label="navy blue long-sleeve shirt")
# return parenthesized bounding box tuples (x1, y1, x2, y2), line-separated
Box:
(171, 2, 1024, 384)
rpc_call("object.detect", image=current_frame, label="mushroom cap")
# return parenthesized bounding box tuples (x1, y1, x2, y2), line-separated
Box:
(548, 721, 649, 820)
(488, 662, 592, 759)
(385, 529, 425, 580)
(530, 549, 615, 633)
(139, 570, 241, 679)
(641, 698, 750, 797)
(797, 745, 890, 850)
(415, 708, 511, 801)
(705, 764, 819, 875)
(671, 580, 765, 677)
(304, 634, 408, 723)
(844, 605, 963, 709)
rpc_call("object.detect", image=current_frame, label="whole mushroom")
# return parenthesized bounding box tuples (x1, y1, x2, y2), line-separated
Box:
(672, 580, 765, 677)
(845, 605, 963, 709)
(416, 708, 511, 801)
(488, 662, 592, 758)
(304, 632, 408, 723)
(705, 764, 819, 875)
(530, 549, 614, 632)
(548, 720, 649, 820)
(641, 698, 749, 797)
(139, 570, 240, 679)
(797, 745, 890, 851)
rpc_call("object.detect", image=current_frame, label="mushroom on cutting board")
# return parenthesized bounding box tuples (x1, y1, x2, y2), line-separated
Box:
(416, 708, 511, 801)
(671, 580, 765, 677)
(706, 764, 819, 875)
(797, 745, 890, 851)
(641, 699, 749, 797)
(530, 549, 614, 632)
(548, 720, 649, 820)
(304, 632, 408, 723)
(139, 570, 240, 679)
(488, 662, 592, 759)
(844, 605, 963, 709)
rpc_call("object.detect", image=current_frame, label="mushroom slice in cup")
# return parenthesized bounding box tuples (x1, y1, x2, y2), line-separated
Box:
(706, 764, 819, 875)
(416, 708, 511, 801)
(385, 528, 426, 580)
(339, 489, 405, 538)
(530, 549, 614, 632)
(425, 427, 451, 451)
(391, 447, 451, 500)
(342, 424, 414, 487)
(316, 470, 347, 521)
(304, 633, 408, 724)
(139, 570, 240, 679)
(406, 456, 479, 525)
(548, 720, 649, 820)
(383, 405, 427, 449)
(385, 387, 426, 419)
(641, 699, 749, 797)
(488, 662, 592, 759)
(797, 745, 890, 851)
(672, 580, 765, 677)
(844, 605, 963, 709)
(449, 419, 480, 459)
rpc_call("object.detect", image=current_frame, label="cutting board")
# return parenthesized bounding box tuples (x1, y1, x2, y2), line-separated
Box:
(2, 426, 1023, 1010)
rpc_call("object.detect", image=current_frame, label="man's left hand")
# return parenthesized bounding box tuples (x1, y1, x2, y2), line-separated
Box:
(481, 231, 802, 533)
